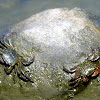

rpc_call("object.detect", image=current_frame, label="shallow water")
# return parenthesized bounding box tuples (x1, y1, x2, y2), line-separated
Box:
(0, 0, 100, 100)
(0, 0, 100, 34)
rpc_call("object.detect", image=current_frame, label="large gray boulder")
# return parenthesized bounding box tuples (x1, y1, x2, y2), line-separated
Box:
(0, 7, 100, 100)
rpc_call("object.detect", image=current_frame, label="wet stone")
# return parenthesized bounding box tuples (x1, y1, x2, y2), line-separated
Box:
(0, 7, 100, 100)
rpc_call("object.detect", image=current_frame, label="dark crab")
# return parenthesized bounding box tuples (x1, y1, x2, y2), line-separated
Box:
(0, 37, 34, 83)
(63, 47, 100, 88)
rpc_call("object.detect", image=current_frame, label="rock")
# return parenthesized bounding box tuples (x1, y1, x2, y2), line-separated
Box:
(0, 7, 100, 100)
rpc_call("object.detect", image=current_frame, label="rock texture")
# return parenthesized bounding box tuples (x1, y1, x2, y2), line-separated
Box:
(0, 7, 100, 100)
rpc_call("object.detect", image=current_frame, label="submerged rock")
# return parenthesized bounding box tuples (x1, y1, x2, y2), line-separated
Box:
(0, 7, 100, 100)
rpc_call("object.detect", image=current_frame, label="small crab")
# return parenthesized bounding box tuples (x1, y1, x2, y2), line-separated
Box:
(63, 47, 100, 88)
(0, 37, 34, 83)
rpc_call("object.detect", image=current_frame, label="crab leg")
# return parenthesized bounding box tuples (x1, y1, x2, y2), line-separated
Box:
(0, 57, 4, 63)
(4, 66, 14, 75)
(88, 48, 100, 62)
(16, 61, 34, 83)
(0, 39, 7, 49)
(81, 66, 100, 83)
(22, 57, 35, 66)
(63, 66, 76, 74)
(17, 70, 34, 83)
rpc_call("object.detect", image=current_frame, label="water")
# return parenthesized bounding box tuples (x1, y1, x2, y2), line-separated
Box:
(0, 0, 100, 100)
(0, 0, 100, 34)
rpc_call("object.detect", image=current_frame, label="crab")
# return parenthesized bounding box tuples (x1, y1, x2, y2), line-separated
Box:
(0, 37, 34, 83)
(63, 47, 100, 88)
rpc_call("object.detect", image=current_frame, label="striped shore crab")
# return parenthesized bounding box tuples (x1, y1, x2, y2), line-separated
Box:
(0, 35, 34, 83)
(63, 47, 100, 88)
(0, 7, 100, 99)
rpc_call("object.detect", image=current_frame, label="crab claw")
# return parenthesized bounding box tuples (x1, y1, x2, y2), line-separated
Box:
(63, 66, 82, 87)
(82, 75, 89, 83)
(81, 66, 100, 84)
(91, 66, 100, 78)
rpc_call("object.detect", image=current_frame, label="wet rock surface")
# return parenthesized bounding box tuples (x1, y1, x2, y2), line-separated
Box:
(0, 7, 100, 100)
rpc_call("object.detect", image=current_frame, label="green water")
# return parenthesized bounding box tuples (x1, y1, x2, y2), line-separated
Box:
(0, 0, 100, 100)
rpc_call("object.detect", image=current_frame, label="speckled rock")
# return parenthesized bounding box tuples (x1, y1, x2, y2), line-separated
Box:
(0, 7, 100, 100)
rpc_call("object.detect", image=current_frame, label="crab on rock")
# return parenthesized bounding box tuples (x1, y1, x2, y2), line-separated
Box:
(0, 36, 34, 83)
(63, 47, 100, 88)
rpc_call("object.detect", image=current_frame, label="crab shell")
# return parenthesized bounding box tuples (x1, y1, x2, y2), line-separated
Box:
(0, 7, 100, 99)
